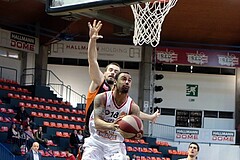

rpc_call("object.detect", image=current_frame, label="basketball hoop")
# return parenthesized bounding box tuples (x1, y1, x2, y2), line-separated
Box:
(131, 0, 178, 47)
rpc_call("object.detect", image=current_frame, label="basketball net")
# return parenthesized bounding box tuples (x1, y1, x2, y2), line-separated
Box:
(131, 0, 178, 47)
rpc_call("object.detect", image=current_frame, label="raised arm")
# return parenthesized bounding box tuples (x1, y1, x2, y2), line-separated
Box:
(94, 93, 118, 131)
(88, 20, 104, 91)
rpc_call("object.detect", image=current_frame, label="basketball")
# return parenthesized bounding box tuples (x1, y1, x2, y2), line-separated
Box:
(117, 115, 143, 139)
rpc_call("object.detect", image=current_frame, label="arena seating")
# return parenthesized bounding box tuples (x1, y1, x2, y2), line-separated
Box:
(0, 78, 187, 160)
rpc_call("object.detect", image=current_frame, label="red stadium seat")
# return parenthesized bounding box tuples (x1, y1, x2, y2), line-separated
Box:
(62, 132, 70, 138)
(7, 108, 15, 114)
(51, 106, 57, 111)
(51, 114, 57, 119)
(12, 118, 19, 123)
(10, 86, 16, 91)
(0, 108, 7, 113)
(60, 151, 67, 158)
(78, 110, 83, 114)
(8, 93, 14, 98)
(59, 107, 64, 112)
(151, 148, 161, 154)
(70, 116, 76, 121)
(31, 112, 37, 117)
(45, 106, 51, 110)
(76, 117, 83, 122)
(56, 123, 63, 128)
(38, 150, 45, 156)
(56, 131, 63, 137)
(50, 122, 56, 127)
(63, 116, 69, 121)
(25, 103, 32, 108)
(19, 102, 25, 107)
(47, 99, 54, 104)
(44, 113, 50, 118)
(69, 124, 75, 129)
(75, 125, 82, 130)
(56, 115, 63, 120)
(3, 85, 9, 90)
(47, 140, 57, 146)
(53, 100, 59, 104)
(127, 146, 133, 152)
(65, 108, 70, 113)
(38, 105, 45, 110)
(53, 151, 60, 157)
(43, 121, 50, 126)
(39, 98, 46, 103)
(26, 96, 33, 101)
(20, 95, 27, 100)
(62, 123, 69, 129)
(72, 109, 77, 114)
(4, 117, 11, 123)
(139, 139, 148, 144)
(0, 126, 8, 132)
(14, 94, 20, 99)
(32, 104, 38, 108)
(37, 112, 44, 117)
(44, 150, 52, 157)
(33, 97, 39, 102)
(0, 116, 4, 122)
(22, 88, 30, 93)
(16, 88, 23, 92)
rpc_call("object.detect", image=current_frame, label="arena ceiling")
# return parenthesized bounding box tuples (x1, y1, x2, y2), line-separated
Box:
(0, 0, 240, 51)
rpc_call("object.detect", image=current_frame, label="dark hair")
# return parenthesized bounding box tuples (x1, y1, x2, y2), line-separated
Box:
(114, 71, 130, 81)
(189, 142, 200, 151)
(105, 62, 120, 71)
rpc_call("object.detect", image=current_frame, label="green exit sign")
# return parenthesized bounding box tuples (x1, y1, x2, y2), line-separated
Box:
(186, 84, 198, 97)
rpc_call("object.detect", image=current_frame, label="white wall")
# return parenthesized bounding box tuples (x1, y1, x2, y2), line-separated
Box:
(156, 115, 175, 126)
(155, 71, 235, 111)
(0, 56, 21, 82)
(204, 118, 235, 129)
(47, 64, 140, 103)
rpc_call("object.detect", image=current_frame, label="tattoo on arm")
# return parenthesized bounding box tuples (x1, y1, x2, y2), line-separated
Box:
(94, 95, 105, 119)
(94, 105, 105, 119)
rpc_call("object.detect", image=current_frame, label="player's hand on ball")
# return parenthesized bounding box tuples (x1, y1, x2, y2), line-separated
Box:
(111, 123, 119, 131)
(134, 132, 143, 140)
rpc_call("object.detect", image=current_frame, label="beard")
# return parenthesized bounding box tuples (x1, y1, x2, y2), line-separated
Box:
(120, 86, 129, 93)
(106, 79, 114, 85)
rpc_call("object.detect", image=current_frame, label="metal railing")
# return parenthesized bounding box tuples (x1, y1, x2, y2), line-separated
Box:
(0, 65, 18, 82)
(151, 123, 175, 141)
(21, 68, 86, 107)
(0, 143, 15, 160)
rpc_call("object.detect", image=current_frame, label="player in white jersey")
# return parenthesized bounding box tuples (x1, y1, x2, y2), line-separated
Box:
(82, 71, 141, 160)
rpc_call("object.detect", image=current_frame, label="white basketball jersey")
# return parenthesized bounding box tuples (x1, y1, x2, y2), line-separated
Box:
(89, 91, 132, 143)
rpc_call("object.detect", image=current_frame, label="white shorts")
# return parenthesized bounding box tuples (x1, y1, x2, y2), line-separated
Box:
(82, 136, 127, 160)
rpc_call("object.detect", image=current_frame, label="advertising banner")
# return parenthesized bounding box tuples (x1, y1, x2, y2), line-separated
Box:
(175, 127, 235, 144)
(0, 28, 39, 53)
(49, 41, 142, 62)
(156, 47, 240, 67)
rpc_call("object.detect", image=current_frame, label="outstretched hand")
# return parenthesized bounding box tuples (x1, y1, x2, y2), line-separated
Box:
(151, 109, 160, 123)
(88, 20, 103, 40)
